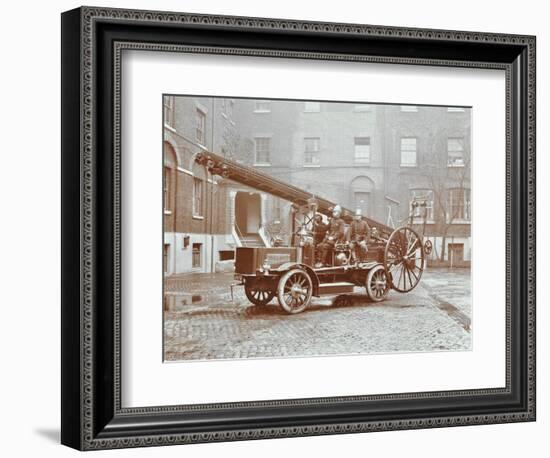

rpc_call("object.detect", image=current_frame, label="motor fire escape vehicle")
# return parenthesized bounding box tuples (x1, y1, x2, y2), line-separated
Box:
(195, 151, 433, 314)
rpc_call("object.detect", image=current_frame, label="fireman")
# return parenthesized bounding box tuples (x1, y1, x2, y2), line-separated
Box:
(313, 214, 328, 266)
(313, 214, 328, 244)
(317, 205, 345, 267)
(350, 208, 370, 264)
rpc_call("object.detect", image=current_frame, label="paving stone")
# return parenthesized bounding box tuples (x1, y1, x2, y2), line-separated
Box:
(164, 268, 472, 361)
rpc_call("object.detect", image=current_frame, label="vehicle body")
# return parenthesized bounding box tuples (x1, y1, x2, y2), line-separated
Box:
(196, 151, 432, 314)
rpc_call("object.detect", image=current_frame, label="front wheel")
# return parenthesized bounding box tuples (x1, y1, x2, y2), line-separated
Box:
(277, 269, 313, 314)
(365, 264, 390, 302)
(244, 284, 275, 306)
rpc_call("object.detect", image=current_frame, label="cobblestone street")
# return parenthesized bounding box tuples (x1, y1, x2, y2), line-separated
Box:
(164, 268, 471, 361)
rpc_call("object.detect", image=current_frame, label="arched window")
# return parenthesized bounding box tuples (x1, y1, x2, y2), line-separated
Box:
(163, 142, 177, 212)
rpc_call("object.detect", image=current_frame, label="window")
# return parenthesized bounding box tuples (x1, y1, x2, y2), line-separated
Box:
(192, 243, 202, 268)
(304, 101, 321, 112)
(354, 104, 371, 112)
(447, 138, 465, 166)
(448, 188, 471, 221)
(163, 166, 171, 211)
(447, 107, 466, 112)
(254, 137, 271, 164)
(410, 189, 434, 221)
(304, 137, 320, 165)
(193, 177, 203, 216)
(195, 108, 206, 144)
(400, 137, 417, 166)
(354, 137, 371, 164)
(400, 105, 418, 112)
(254, 100, 271, 112)
(163, 96, 175, 127)
(163, 244, 170, 274)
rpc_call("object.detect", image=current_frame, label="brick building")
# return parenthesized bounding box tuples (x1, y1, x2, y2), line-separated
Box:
(232, 99, 471, 266)
(162, 96, 292, 275)
(163, 96, 471, 275)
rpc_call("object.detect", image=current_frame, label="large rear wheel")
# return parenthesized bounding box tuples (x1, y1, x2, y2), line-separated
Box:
(277, 269, 313, 314)
(384, 226, 425, 293)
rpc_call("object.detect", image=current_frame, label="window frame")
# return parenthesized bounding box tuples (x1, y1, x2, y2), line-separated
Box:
(163, 95, 175, 128)
(409, 189, 434, 223)
(254, 137, 271, 165)
(354, 136, 371, 164)
(400, 137, 418, 167)
(303, 137, 320, 166)
(303, 101, 321, 112)
(447, 137, 466, 167)
(192, 176, 203, 217)
(195, 108, 206, 145)
(448, 187, 471, 223)
(254, 100, 271, 113)
(163, 166, 172, 213)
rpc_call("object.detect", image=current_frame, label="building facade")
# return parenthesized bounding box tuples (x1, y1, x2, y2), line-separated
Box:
(162, 96, 293, 275)
(164, 96, 472, 275)
(232, 99, 471, 266)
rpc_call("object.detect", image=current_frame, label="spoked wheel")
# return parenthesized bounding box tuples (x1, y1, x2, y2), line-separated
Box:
(365, 264, 390, 302)
(277, 269, 313, 314)
(244, 284, 276, 306)
(384, 226, 425, 293)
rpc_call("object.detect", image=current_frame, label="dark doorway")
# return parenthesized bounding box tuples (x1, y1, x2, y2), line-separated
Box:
(448, 243, 464, 264)
(235, 192, 261, 234)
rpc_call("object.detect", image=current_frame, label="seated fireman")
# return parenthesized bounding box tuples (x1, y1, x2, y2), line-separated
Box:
(313, 214, 328, 265)
(349, 208, 370, 263)
(317, 205, 345, 266)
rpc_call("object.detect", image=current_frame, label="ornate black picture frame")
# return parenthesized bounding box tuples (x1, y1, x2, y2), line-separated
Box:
(61, 6, 536, 450)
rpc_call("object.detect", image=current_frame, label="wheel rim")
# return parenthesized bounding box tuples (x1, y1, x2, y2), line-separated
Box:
(278, 270, 312, 313)
(283, 273, 308, 307)
(384, 226, 425, 293)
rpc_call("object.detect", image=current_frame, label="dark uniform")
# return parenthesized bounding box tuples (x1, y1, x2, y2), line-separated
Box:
(313, 218, 328, 245)
(349, 219, 370, 262)
(313, 217, 328, 264)
(317, 217, 345, 266)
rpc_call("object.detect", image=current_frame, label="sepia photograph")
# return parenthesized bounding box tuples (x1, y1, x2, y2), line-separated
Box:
(162, 96, 472, 362)
(58, 4, 537, 450)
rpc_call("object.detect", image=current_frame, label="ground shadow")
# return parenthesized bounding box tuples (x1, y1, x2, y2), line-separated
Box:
(242, 294, 375, 317)
(35, 428, 59, 443)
